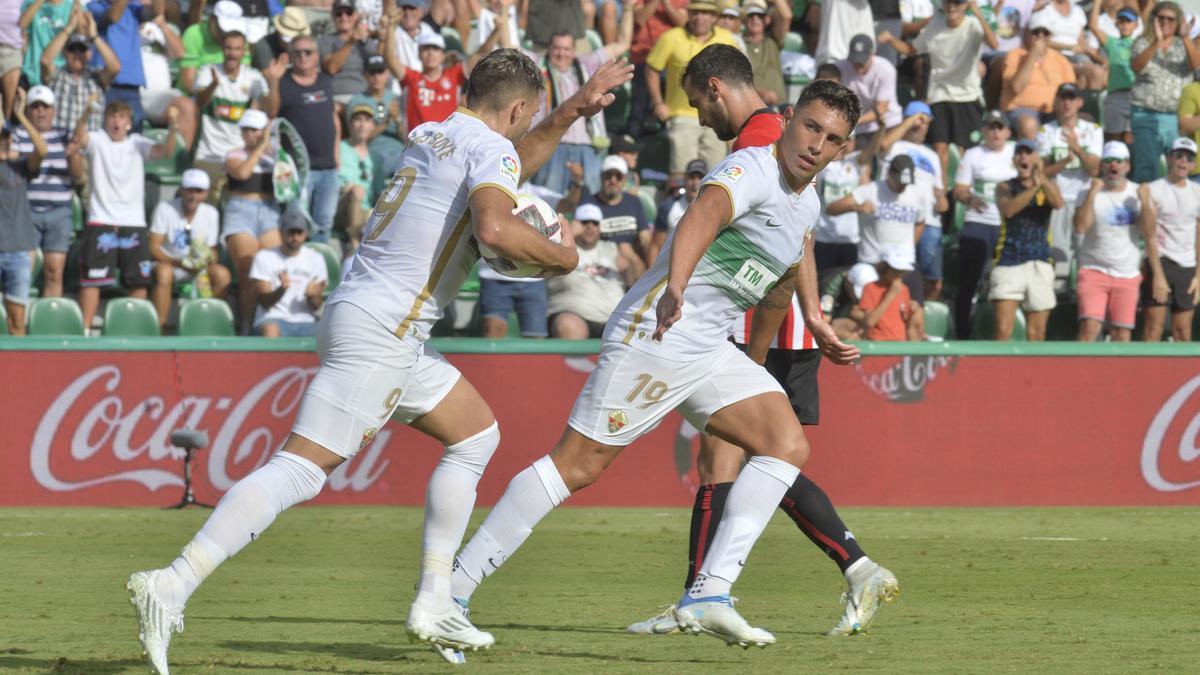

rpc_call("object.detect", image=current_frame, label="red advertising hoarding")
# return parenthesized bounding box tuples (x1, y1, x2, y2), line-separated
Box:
(2, 350, 1198, 506)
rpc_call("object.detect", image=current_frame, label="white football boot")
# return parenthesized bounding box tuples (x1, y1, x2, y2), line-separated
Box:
(127, 570, 185, 675)
(406, 600, 494, 652)
(625, 604, 680, 635)
(674, 596, 774, 648)
(827, 563, 900, 636)
(429, 643, 467, 664)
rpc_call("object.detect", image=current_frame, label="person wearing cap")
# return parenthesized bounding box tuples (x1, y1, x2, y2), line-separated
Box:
(741, 0, 791, 107)
(1142, 137, 1200, 340)
(850, 246, 922, 341)
(990, 137, 1064, 340)
(645, 1, 739, 181)
(878, 99, 948, 298)
(335, 102, 377, 255)
(950, 108, 1016, 337)
(625, 0, 690, 137)
(40, 9, 119, 133)
(1029, 0, 1102, 90)
(837, 33, 901, 138)
(318, 0, 380, 106)
(347, 54, 400, 140)
(830, 261, 880, 342)
(715, 0, 746, 53)
(1087, 3, 1140, 143)
(999, 13, 1077, 115)
(389, 31, 468, 129)
(547, 202, 638, 339)
(881, 0, 998, 185)
(610, 133, 642, 193)
(249, 208, 328, 337)
(13, 85, 83, 299)
(223, 107, 282, 333)
(648, 158, 706, 261)
(193, 28, 270, 204)
(1129, 2, 1200, 183)
(1072, 140, 1152, 342)
(813, 0, 873, 65)
(1037, 81, 1103, 278)
(578, 154, 650, 273)
(147, 168, 232, 326)
(0, 90, 49, 335)
(180, 0, 254, 94)
(389, 0, 438, 71)
(526, 7, 634, 196)
(264, 34, 339, 243)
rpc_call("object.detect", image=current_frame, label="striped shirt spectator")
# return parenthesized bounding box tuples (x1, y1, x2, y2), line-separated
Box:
(13, 126, 74, 212)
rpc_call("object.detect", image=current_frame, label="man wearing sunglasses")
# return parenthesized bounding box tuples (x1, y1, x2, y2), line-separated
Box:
(1142, 137, 1200, 341)
(1038, 81, 1103, 280)
(999, 14, 1077, 116)
(40, 18, 119, 133)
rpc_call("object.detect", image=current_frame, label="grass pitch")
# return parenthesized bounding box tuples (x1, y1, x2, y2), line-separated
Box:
(1, 506, 1197, 674)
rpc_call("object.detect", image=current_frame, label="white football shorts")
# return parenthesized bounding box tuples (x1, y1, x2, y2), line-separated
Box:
(567, 339, 783, 446)
(292, 301, 461, 458)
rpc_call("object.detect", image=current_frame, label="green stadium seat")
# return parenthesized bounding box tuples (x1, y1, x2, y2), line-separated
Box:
(178, 298, 236, 337)
(28, 297, 85, 336)
(441, 25, 463, 53)
(636, 186, 658, 223)
(970, 301, 1027, 341)
(30, 248, 43, 299)
(305, 242, 342, 292)
(923, 300, 953, 340)
(104, 297, 161, 336)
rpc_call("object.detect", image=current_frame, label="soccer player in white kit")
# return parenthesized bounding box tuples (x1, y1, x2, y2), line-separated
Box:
(125, 49, 634, 674)
(446, 80, 863, 647)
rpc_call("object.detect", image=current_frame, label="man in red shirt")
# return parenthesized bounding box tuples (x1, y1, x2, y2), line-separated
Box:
(628, 44, 900, 638)
(389, 27, 510, 130)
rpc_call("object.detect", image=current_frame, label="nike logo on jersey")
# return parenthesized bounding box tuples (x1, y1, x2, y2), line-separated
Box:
(765, 220, 783, 228)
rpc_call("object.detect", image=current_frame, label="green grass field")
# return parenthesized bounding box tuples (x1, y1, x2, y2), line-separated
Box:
(2, 506, 1197, 674)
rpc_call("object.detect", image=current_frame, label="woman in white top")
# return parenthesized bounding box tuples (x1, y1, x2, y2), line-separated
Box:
(223, 109, 280, 334)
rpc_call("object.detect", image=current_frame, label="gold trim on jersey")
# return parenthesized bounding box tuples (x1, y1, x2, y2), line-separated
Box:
(621, 274, 670, 345)
(701, 180, 735, 216)
(395, 212, 473, 338)
(468, 181, 519, 207)
(455, 106, 483, 121)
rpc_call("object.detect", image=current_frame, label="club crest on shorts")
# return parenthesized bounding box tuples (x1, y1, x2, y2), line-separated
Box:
(607, 410, 629, 434)
(359, 426, 379, 451)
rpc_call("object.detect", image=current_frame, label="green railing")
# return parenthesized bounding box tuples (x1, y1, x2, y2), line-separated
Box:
(0, 337, 1198, 356)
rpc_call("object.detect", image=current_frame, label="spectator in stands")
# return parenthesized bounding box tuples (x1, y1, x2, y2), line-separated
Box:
(336, 102, 376, 258)
(838, 34, 901, 141)
(830, 261, 878, 341)
(881, 0, 998, 187)
(648, 157, 705, 261)
(525, 0, 588, 52)
(254, 6, 310, 69)
(715, 0, 745, 51)
(1039, 82, 1103, 280)
(19, 0, 73, 87)
(1178, 78, 1200, 176)
(1142, 137, 1200, 341)
(1088, 5, 1138, 143)
(878, 100, 946, 298)
(42, 12, 119, 132)
(265, 34, 339, 244)
(0, 92, 49, 336)
(391, 28, 509, 131)
(251, 208, 328, 337)
(180, 0, 249, 93)
(991, 138, 1062, 340)
(814, 141, 872, 273)
(610, 133, 641, 192)
(319, 0, 379, 107)
(284, 0, 334, 37)
(139, 10, 199, 152)
(547, 202, 638, 338)
(626, 0, 687, 137)
(457, 0, 520, 55)
(815, 0, 871, 65)
(89, 0, 152, 131)
(14, 85, 83, 299)
(579, 154, 650, 272)
(349, 54, 401, 140)
(1073, 141, 1152, 342)
(1031, 0, 1102, 90)
(193, 30, 269, 204)
(851, 246, 923, 341)
(0, 0, 22, 122)
(952, 109, 1016, 339)
(224, 108, 280, 335)
(646, 0, 737, 181)
(998, 13, 1076, 117)
(741, 0, 790, 107)
(1130, 1, 1199, 183)
(74, 98, 179, 333)
(148, 169, 231, 326)
(980, 0, 1033, 109)
(530, 8, 633, 196)
(391, 0, 439, 70)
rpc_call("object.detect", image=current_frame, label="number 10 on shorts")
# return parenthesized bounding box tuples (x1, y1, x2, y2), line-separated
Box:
(626, 373, 668, 410)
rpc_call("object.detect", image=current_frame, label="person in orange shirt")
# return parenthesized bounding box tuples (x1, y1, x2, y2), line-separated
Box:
(851, 247, 921, 341)
(1000, 14, 1076, 117)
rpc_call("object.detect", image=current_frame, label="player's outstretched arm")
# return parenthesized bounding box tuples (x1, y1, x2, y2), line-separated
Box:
(652, 185, 732, 341)
(470, 186, 579, 276)
(515, 58, 634, 180)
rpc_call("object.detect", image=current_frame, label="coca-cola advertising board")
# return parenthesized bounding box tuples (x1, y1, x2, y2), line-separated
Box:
(3, 349, 1198, 506)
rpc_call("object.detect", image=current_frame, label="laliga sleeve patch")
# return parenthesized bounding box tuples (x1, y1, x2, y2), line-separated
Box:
(499, 154, 520, 185)
(718, 165, 745, 182)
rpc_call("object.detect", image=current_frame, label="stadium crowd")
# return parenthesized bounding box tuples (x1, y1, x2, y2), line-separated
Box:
(0, 0, 1198, 342)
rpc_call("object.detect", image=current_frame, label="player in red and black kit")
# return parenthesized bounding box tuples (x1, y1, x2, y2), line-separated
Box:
(627, 44, 899, 637)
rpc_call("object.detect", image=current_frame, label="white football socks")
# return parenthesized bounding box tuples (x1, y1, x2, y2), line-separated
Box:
(688, 455, 800, 601)
(156, 451, 327, 612)
(449, 455, 571, 601)
(414, 423, 500, 612)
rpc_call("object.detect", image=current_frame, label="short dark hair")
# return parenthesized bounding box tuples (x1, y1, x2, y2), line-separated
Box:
(815, 63, 841, 82)
(466, 48, 545, 111)
(681, 44, 754, 91)
(795, 79, 861, 132)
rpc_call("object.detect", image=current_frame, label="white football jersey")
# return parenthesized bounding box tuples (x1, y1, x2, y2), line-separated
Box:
(605, 145, 820, 360)
(327, 110, 522, 340)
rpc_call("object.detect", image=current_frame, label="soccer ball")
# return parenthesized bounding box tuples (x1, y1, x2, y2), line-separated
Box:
(478, 193, 563, 278)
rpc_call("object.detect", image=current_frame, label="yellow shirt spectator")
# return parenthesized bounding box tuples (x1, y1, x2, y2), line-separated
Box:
(1178, 82, 1200, 176)
(646, 25, 738, 118)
